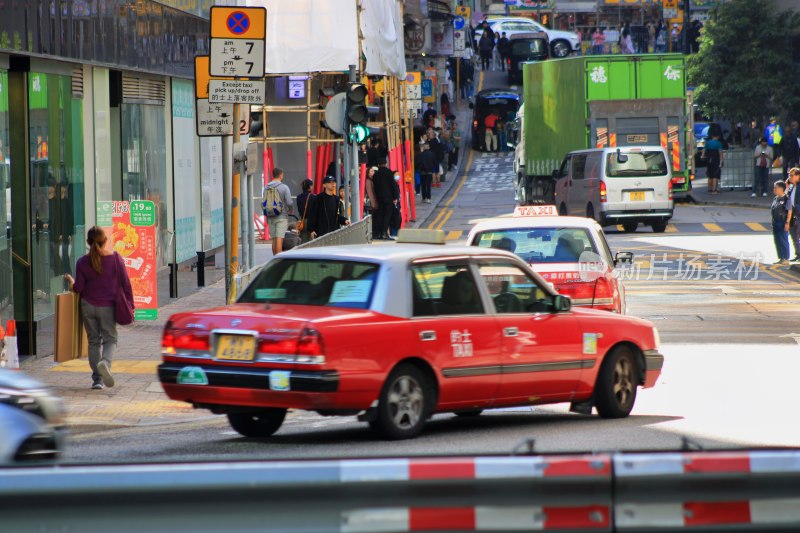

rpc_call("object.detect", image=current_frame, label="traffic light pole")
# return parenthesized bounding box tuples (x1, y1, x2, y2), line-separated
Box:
(347, 65, 362, 222)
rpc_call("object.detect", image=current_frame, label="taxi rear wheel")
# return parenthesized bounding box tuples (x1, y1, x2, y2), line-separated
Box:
(595, 346, 638, 419)
(227, 408, 287, 438)
(370, 364, 430, 440)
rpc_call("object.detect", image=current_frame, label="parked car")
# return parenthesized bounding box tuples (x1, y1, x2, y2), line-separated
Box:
(475, 17, 580, 58)
(507, 32, 549, 85)
(553, 146, 674, 233)
(159, 232, 663, 440)
(0, 369, 66, 463)
(470, 89, 520, 151)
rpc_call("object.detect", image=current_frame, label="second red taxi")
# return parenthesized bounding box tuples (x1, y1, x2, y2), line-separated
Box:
(467, 205, 631, 314)
(158, 230, 662, 440)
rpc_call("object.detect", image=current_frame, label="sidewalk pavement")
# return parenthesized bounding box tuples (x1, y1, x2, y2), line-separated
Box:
(688, 177, 772, 209)
(20, 243, 275, 433)
(411, 102, 474, 230)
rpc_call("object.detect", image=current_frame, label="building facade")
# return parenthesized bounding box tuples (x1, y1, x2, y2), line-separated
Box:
(1, 1, 223, 357)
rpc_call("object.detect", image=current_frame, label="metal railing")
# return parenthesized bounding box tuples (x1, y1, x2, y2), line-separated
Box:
(233, 216, 372, 295)
(294, 215, 372, 250)
(718, 148, 783, 191)
(3, 450, 800, 532)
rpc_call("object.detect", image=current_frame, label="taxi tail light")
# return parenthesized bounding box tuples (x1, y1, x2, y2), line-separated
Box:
(592, 277, 617, 311)
(162, 324, 210, 353)
(257, 337, 299, 355)
(555, 281, 595, 302)
(296, 328, 325, 363)
(600, 181, 607, 203)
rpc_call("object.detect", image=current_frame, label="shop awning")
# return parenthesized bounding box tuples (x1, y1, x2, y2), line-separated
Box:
(555, 1, 598, 13)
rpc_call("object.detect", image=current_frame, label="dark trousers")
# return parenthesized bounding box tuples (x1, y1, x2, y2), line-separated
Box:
(370, 209, 381, 238)
(773, 219, 790, 260)
(449, 148, 459, 170)
(377, 200, 393, 237)
(754, 166, 769, 195)
(791, 220, 800, 258)
(420, 174, 433, 200)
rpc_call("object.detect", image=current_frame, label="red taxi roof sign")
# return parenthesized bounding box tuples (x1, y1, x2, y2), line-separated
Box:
(513, 205, 558, 217)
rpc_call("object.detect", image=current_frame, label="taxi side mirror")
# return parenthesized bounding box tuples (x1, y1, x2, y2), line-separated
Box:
(552, 294, 571, 312)
(551, 169, 562, 180)
(614, 251, 634, 266)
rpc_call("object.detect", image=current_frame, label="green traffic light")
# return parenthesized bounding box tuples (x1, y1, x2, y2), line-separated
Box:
(350, 124, 370, 144)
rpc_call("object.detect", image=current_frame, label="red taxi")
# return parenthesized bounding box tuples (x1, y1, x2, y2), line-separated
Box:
(466, 206, 631, 314)
(158, 231, 662, 440)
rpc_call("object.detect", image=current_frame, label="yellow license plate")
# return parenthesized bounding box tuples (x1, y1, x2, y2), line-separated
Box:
(630, 191, 646, 201)
(216, 335, 256, 361)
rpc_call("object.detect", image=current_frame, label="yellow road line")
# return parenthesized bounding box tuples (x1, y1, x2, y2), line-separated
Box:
(446, 230, 463, 241)
(436, 208, 454, 230)
(746, 222, 768, 232)
(665, 224, 678, 233)
(427, 207, 448, 229)
(49, 359, 160, 374)
(703, 223, 724, 232)
(478, 71, 484, 92)
(616, 225, 625, 232)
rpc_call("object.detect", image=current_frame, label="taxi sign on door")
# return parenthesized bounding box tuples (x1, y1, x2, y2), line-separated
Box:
(210, 7, 266, 40)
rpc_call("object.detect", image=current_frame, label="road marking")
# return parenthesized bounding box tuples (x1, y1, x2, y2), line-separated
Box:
(702, 223, 724, 232)
(665, 224, 678, 233)
(478, 70, 484, 92)
(616, 225, 625, 232)
(446, 230, 463, 241)
(746, 222, 768, 232)
(427, 206, 448, 229)
(436, 209, 454, 230)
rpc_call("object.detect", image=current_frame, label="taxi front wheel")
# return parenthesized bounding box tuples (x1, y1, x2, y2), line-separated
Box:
(370, 364, 431, 440)
(227, 408, 287, 438)
(595, 346, 637, 419)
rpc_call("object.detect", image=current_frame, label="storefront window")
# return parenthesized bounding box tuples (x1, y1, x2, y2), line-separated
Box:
(28, 72, 85, 321)
(121, 104, 168, 267)
(0, 72, 10, 327)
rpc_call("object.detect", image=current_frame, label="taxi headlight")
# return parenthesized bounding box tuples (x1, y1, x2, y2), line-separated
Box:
(652, 327, 661, 350)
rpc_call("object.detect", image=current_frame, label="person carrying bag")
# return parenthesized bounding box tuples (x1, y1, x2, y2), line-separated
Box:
(65, 226, 134, 390)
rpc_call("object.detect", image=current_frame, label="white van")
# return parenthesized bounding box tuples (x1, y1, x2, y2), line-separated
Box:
(553, 146, 674, 233)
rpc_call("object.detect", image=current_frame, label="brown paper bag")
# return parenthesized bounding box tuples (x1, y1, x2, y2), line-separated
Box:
(54, 292, 88, 362)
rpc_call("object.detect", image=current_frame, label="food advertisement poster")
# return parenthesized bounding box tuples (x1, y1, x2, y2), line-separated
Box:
(97, 201, 158, 320)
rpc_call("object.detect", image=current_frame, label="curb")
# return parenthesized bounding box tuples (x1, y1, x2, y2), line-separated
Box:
(687, 194, 770, 210)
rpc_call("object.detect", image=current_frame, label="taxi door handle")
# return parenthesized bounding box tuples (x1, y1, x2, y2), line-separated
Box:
(420, 331, 437, 341)
(504, 327, 519, 337)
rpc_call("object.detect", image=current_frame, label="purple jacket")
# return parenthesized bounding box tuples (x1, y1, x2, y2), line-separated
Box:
(73, 252, 134, 308)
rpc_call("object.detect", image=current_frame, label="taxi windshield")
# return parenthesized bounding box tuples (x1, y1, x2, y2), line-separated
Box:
(605, 150, 668, 177)
(472, 227, 598, 264)
(238, 259, 380, 309)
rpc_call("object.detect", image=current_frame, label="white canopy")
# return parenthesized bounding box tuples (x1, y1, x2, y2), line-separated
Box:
(228, 0, 406, 77)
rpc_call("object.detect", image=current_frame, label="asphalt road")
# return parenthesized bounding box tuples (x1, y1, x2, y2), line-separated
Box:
(63, 69, 800, 462)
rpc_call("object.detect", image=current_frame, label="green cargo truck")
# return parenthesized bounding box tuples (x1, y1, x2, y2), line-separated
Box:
(514, 54, 693, 204)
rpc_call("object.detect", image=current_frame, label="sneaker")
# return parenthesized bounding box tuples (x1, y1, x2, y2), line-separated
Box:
(779, 259, 791, 265)
(762, 193, 768, 197)
(751, 193, 757, 197)
(91, 380, 104, 390)
(97, 360, 115, 388)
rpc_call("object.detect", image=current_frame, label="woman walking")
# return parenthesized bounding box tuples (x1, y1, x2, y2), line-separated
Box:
(65, 226, 134, 390)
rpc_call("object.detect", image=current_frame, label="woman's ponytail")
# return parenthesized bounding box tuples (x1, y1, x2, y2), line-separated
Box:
(86, 226, 108, 274)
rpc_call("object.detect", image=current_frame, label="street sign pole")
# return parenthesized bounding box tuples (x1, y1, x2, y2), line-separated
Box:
(228, 102, 241, 304)
(348, 65, 362, 223)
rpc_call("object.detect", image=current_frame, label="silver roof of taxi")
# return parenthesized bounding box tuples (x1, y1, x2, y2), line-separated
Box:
(467, 215, 602, 242)
(277, 243, 519, 264)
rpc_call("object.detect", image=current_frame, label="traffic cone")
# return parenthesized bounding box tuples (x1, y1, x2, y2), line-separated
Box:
(5, 320, 15, 337)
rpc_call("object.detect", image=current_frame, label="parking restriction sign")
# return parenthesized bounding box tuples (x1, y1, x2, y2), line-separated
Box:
(209, 6, 266, 78)
(210, 6, 266, 40)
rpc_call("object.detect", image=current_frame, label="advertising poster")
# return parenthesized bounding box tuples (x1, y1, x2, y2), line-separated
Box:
(172, 79, 199, 264)
(97, 201, 158, 320)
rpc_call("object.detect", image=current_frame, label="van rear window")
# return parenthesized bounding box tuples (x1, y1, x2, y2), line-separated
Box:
(606, 151, 667, 177)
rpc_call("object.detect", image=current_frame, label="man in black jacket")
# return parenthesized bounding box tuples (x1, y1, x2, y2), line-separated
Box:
(416, 143, 438, 204)
(308, 176, 349, 239)
(372, 157, 397, 240)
